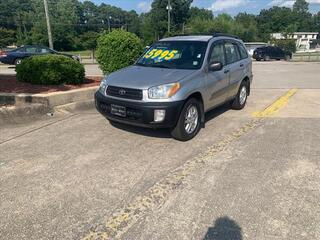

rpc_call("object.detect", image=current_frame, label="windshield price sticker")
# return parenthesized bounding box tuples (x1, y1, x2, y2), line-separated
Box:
(144, 49, 178, 61)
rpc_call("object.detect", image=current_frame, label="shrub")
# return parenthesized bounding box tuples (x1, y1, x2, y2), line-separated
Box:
(16, 55, 85, 85)
(96, 30, 143, 74)
(271, 39, 297, 53)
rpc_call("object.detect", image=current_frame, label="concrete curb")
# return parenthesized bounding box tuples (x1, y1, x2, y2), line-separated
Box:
(0, 86, 98, 107)
(0, 87, 98, 124)
(53, 99, 95, 113)
(0, 104, 49, 125)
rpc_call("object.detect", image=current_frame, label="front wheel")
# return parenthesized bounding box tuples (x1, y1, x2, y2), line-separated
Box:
(171, 98, 201, 141)
(14, 58, 22, 65)
(231, 81, 248, 110)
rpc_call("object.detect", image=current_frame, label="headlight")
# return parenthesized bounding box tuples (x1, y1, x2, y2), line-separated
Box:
(148, 83, 180, 99)
(99, 79, 108, 95)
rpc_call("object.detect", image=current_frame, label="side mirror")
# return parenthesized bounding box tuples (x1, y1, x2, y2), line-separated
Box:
(208, 61, 223, 72)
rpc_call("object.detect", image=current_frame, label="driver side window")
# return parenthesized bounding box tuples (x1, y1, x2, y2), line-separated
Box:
(209, 43, 226, 66)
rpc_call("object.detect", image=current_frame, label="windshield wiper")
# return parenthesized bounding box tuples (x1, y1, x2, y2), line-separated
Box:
(135, 62, 146, 67)
(150, 64, 172, 69)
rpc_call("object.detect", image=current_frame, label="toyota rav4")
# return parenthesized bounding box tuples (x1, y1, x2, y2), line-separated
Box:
(95, 34, 253, 141)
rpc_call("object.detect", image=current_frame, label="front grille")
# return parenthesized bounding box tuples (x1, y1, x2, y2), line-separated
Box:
(106, 86, 143, 100)
(98, 102, 143, 121)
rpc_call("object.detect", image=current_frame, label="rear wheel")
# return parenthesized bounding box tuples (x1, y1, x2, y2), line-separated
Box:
(171, 98, 201, 141)
(285, 55, 291, 61)
(231, 81, 248, 110)
(14, 58, 22, 65)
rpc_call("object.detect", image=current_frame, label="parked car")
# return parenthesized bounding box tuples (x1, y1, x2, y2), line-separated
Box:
(95, 34, 253, 141)
(0, 45, 80, 65)
(253, 46, 292, 61)
(244, 42, 268, 56)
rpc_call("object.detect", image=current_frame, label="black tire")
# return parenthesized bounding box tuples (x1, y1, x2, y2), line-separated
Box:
(14, 58, 22, 65)
(231, 81, 248, 110)
(263, 55, 270, 61)
(171, 98, 201, 141)
(256, 58, 261, 61)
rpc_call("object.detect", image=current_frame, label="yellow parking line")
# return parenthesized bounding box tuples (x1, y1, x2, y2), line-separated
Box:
(252, 88, 298, 118)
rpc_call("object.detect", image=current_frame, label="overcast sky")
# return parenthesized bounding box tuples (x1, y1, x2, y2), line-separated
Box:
(91, 0, 320, 15)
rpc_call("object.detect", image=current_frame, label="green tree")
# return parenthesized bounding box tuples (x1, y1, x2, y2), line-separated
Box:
(148, 0, 193, 39)
(0, 28, 16, 48)
(257, 7, 296, 41)
(188, 7, 213, 21)
(292, 0, 312, 31)
(312, 12, 320, 33)
(293, 0, 309, 13)
(234, 13, 259, 41)
(79, 31, 99, 50)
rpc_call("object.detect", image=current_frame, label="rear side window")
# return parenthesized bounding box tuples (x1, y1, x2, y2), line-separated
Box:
(39, 48, 51, 53)
(25, 47, 37, 53)
(224, 42, 240, 64)
(238, 43, 248, 59)
(209, 43, 226, 65)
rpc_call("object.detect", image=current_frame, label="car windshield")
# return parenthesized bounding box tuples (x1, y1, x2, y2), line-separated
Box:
(136, 41, 208, 70)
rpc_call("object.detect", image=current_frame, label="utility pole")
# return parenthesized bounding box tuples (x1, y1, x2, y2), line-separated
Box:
(107, 16, 112, 33)
(166, 0, 172, 34)
(43, 0, 53, 49)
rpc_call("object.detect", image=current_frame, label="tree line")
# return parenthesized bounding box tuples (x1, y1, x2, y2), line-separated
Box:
(0, 0, 319, 50)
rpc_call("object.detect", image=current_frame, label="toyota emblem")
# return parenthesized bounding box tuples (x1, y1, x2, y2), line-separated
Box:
(119, 89, 126, 95)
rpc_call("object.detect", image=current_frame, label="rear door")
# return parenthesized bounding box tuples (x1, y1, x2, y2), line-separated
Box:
(270, 47, 279, 59)
(276, 47, 285, 59)
(205, 40, 229, 109)
(224, 41, 243, 99)
(24, 46, 38, 57)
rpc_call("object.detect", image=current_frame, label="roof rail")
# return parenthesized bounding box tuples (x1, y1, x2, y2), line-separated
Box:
(212, 33, 240, 39)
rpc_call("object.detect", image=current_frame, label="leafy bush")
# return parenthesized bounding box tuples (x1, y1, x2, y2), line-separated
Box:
(16, 55, 85, 85)
(271, 39, 297, 53)
(96, 30, 143, 74)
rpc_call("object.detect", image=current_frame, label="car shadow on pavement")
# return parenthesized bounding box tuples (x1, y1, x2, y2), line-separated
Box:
(203, 216, 242, 240)
(109, 121, 172, 138)
(205, 104, 230, 124)
(108, 104, 231, 139)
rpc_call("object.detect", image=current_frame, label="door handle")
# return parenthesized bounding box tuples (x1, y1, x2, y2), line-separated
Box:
(240, 63, 244, 67)
(224, 69, 229, 74)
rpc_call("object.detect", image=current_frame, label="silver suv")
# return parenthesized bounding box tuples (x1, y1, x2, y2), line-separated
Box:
(95, 34, 253, 141)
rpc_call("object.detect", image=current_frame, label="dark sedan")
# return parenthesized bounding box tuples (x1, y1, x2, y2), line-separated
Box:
(0, 45, 80, 65)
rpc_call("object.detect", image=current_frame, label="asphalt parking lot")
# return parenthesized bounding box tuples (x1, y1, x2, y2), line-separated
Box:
(1, 61, 320, 240)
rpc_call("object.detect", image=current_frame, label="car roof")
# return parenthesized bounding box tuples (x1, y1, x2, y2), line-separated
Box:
(160, 34, 243, 43)
(160, 35, 213, 42)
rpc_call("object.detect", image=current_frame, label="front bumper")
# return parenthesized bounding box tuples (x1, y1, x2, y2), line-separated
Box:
(95, 91, 184, 128)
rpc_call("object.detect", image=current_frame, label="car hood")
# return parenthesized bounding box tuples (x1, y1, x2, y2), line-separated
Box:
(106, 65, 195, 89)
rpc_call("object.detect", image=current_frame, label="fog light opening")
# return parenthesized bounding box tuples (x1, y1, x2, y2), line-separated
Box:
(154, 110, 166, 122)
